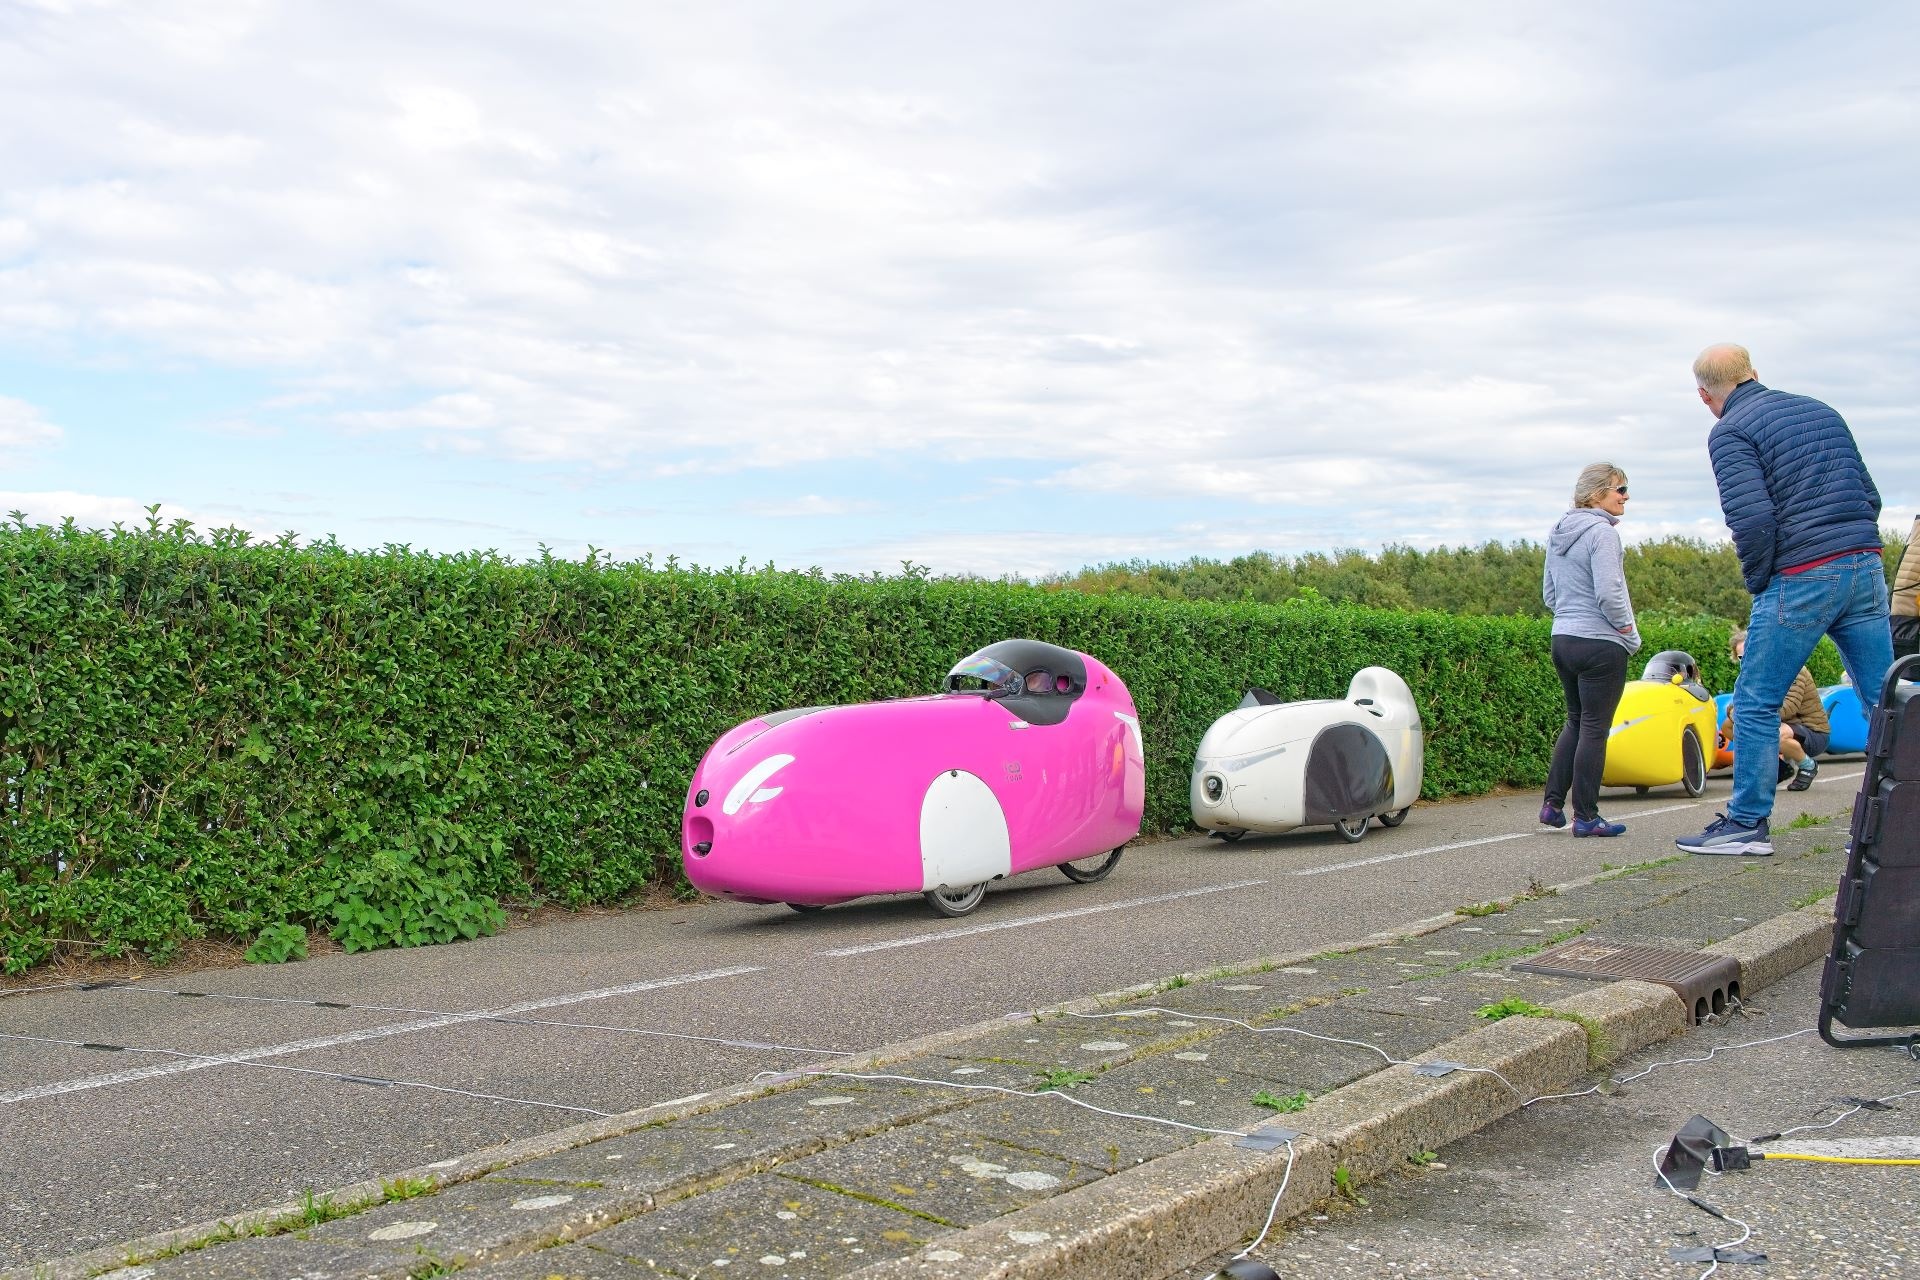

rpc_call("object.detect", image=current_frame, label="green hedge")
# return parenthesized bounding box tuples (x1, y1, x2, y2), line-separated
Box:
(0, 519, 1775, 973)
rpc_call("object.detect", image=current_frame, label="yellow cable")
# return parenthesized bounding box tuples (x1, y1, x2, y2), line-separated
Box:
(1763, 1152, 1920, 1166)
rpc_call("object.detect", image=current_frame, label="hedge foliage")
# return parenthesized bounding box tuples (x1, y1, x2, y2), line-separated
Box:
(0, 516, 1793, 973)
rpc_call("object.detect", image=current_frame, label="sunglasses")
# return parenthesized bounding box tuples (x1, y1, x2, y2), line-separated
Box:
(1612, 485, 1629, 496)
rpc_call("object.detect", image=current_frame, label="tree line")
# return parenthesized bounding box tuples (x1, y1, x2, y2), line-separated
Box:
(1042, 531, 1912, 627)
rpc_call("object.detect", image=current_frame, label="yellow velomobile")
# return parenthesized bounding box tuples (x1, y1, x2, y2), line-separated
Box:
(1603, 650, 1715, 797)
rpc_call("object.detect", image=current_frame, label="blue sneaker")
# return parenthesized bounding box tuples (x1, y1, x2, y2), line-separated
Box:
(1677, 814, 1772, 856)
(1539, 801, 1567, 829)
(1572, 816, 1626, 838)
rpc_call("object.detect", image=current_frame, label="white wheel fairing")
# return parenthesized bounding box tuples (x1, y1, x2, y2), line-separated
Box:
(919, 769, 1011, 892)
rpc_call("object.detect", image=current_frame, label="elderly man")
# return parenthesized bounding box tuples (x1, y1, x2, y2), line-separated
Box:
(1677, 344, 1892, 856)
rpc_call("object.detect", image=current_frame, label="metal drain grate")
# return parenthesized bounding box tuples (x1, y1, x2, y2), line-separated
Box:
(1512, 939, 1741, 1025)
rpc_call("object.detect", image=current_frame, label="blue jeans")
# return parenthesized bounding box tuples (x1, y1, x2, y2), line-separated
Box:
(1729, 552, 1892, 824)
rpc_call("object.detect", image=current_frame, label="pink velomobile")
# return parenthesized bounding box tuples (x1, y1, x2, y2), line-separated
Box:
(682, 639, 1146, 917)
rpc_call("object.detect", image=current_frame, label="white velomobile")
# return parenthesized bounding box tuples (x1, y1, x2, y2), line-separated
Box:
(1190, 667, 1424, 843)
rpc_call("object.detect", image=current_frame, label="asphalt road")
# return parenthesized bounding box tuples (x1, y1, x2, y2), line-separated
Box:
(1185, 961, 1920, 1280)
(0, 769, 1864, 1268)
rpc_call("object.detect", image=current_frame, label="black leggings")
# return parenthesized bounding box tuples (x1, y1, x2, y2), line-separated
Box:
(1545, 634, 1630, 821)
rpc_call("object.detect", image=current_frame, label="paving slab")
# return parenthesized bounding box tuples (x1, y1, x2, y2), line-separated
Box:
(581, 1175, 940, 1279)
(924, 1096, 1197, 1173)
(461, 1243, 657, 1276)
(776, 1125, 1097, 1228)
(301, 1178, 640, 1265)
(96, 1235, 418, 1280)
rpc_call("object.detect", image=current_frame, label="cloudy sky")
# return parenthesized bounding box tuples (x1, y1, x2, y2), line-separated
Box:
(2, 1, 1915, 578)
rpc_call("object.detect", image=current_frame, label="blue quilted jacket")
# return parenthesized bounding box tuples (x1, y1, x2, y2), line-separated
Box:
(1707, 381, 1882, 594)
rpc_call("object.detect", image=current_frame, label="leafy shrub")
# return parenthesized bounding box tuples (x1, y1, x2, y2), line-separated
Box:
(243, 922, 309, 964)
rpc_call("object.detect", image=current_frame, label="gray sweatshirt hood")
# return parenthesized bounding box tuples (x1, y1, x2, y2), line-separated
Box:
(1550, 507, 1618, 557)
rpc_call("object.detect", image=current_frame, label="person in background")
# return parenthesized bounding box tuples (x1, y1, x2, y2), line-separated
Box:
(1540, 462, 1640, 837)
(1678, 344, 1892, 857)
(1892, 516, 1919, 661)
(1722, 627, 1829, 791)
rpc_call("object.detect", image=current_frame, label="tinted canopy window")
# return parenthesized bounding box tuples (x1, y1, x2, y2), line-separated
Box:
(945, 654, 1022, 697)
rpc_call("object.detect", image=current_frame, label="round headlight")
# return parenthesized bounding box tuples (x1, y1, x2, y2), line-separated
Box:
(1204, 776, 1223, 802)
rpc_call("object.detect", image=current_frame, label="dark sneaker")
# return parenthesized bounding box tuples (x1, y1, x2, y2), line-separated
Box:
(1677, 814, 1773, 856)
(1572, 816, 1626, 838)
(1539, 802, 1567, 829)
(1787, 758, 1818, 792)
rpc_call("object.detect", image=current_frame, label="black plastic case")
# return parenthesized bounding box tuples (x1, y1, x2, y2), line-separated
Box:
(1819, 653, 1920, 1049)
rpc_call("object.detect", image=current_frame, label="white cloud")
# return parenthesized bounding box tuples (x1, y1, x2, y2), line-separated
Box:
(0, 396, 63, 450)
(0, 4, 1915, 574)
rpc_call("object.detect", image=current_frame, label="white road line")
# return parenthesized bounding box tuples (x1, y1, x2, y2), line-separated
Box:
(1295, 778, 1851, 879)
(0, 965, 763, 1105)
(1293, 833, 1530, 877)
(816, 881, 1269, 957)
(1601, 802, 1701, 821)
(1814, 770, 1864, 785)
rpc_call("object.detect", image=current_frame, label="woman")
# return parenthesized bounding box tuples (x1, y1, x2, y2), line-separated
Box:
(1540, 462, 1641, 836)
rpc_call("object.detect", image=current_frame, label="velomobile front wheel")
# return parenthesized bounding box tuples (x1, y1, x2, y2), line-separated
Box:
(1059, 847, 1124, 883)
(1378, 807, 1410, 828)
(924, 883, 987, 917)
(786, 903, 825, 914)
(1333, 815, 1369, 843)
(1681, 731, 1707, 797)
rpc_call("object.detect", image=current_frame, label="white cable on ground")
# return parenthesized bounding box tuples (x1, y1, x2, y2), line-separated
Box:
(117, 983, 853, 1057)
(1523, 1027, 1819, 1109)
(1763, 1085, 1920, 1144)
(1652, 1142, 1754, 1280)
(750, 1067, 1246, 1138)
(1065, 1007, 1524, 1097)
(1227, 1135, 1298, 1268)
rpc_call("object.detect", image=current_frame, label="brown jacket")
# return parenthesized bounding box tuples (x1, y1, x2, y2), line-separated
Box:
(1779, 668, 1830, 733)
(1893, 517, 1920, 619)
(1721, 667, 1830, 736)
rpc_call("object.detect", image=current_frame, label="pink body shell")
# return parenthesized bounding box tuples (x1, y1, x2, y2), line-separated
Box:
(682, 654, 1144, 906)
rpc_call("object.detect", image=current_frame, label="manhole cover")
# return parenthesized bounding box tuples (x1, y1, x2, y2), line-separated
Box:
(1512, 939, 1740, 1024)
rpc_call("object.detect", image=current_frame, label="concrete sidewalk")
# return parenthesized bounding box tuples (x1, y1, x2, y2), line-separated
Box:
(1182, 960, 1920, 1279)
(13, 818, 1863, 1280)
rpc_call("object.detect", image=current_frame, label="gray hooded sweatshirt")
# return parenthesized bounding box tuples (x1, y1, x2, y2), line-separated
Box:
(1543, 508, 1640, 652)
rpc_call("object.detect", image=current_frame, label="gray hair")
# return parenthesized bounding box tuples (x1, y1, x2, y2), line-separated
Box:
(1573, 462, 1625, 509)
(1693, 343, 1755, 394)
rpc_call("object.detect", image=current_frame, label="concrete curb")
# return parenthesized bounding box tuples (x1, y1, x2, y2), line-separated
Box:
(7, 879, 1838, 1280)
(839, 905, 1835, 1279)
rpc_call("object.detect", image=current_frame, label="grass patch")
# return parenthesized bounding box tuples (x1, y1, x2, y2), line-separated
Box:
(1477, 996, 1614, 1067)
(1791, 886, 1838, 909)
(1332, 1164, 1367, 1205)
(381, 1176, 436, 1202)
(1784, 811, 1832, 831)
(1252, 1089, 1312, 1113)
(1034, 1068, 1096, 1091)
(1408, 1150, 1440, 1167)
(1595, 854, 1686, 881)
(1455, 901, 1507, 918)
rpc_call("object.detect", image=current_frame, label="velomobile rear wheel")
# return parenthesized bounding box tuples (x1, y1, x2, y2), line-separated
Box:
(786, 903, 825, 914)
(924, 883, 987, 917)
(1059, 847, 1124, 883)
(1681, 730, 1707, 797)
(1333, 815, 1369, 843)
(1378, 807, 1410, 828)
